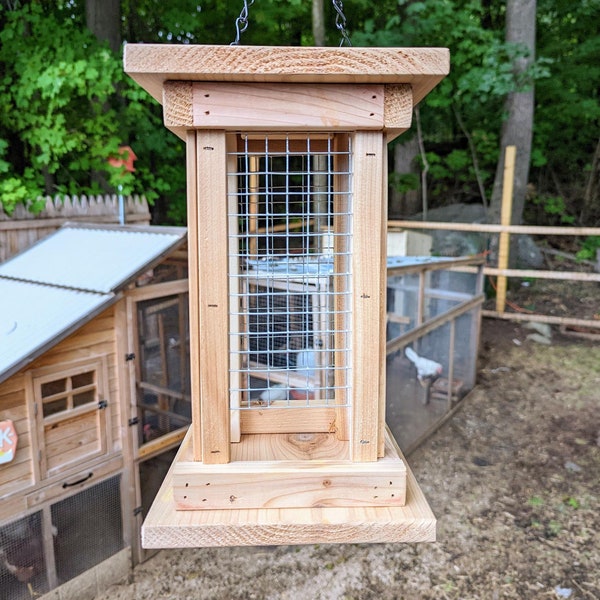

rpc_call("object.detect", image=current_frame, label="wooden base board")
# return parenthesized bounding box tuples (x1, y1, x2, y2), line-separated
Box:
(172, 431, 406, 510)
(142, 428, 435, 547)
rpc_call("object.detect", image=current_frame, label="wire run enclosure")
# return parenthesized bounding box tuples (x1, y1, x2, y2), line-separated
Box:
(125, 44, 450, 547)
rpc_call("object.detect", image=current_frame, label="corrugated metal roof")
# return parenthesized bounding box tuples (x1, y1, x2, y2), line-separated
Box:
(0, 224, 185, 293)
(0, 279, 114, 382)
(0, 223, 186, 383)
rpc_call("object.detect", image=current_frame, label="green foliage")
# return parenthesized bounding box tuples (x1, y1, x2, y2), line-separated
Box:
(389, 172, 419, 194)
(531, 195, 576, 225)
(0, 0, 598, 225)
(576, 236, 600, 262)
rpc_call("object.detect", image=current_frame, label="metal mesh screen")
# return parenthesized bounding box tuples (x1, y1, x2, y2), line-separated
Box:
(228, 133, 352, 410)
(0, 512, 49, 599)
(136, 293, 191, 444)
(51, 475, 123, 583)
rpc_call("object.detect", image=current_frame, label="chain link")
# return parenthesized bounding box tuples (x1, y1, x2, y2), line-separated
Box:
(332, 0, 352, 47)
(230, 0, 255, 46)
(230, 0, 351, 47)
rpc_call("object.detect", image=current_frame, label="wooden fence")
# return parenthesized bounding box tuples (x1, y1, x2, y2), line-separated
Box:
(0, 194, 151, 262)
(388, 219, 600, 331)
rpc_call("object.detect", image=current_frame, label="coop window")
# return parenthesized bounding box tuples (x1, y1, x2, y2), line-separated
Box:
(227, 133, 352, 411)
(32, 357, 110, 479)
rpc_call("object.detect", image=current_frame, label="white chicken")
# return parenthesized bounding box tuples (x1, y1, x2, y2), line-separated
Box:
(405, 347, 443, 404)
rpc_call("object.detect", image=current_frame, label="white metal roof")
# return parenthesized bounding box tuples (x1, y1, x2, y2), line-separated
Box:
(0, 224, 185, 293)
(0, 223, 186, 383)
(0, 280, 114, 380)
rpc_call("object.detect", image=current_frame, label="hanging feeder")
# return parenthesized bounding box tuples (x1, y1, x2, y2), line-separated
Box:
(124, 42, 449, 547)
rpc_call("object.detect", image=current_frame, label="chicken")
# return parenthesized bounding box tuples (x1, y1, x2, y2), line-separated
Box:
(405, 347, 443, 405)
(405, 347, 443, 384)
(0, 533, 49, 598)
(258, 383, 289, 403)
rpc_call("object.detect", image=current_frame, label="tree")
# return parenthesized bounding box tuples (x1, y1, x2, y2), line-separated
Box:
(86, 0, 121, 53)
(488, 0, 537, 227)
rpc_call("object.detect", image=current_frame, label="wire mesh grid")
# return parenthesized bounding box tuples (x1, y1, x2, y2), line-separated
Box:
(0, 512, 49, 599)
(228, 133, 353, 410)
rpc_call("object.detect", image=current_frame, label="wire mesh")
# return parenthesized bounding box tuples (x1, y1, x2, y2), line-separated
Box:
(0, 512, 48, 600)
(51, 475, 123, 583)
(228, 133, 353, 410)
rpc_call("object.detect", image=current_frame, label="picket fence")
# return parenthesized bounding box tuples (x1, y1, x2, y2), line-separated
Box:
(0, 194, 151, 262)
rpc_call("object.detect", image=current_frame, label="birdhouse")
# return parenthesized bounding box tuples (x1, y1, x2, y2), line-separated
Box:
(124, 44, 449, 547)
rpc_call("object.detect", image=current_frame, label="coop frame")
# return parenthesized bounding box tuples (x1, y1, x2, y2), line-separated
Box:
(125, 44, 449, 546)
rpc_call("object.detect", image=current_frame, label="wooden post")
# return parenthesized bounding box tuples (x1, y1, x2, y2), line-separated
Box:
(351, 131, 385, 462)
(196, 131, 230, 464)
(496, 145, 516, 313)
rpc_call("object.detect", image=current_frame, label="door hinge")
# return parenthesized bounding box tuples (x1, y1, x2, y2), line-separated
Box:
(125, 352, 136, 362)
(98, 400, 108, 410)
(133, 506, 143, 517)
(128, 417, 140, 427)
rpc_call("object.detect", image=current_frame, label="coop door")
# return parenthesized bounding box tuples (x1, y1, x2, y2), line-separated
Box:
(228, 133, 352, 438)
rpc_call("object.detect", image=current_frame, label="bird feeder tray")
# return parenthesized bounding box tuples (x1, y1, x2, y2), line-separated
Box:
(125, 44, 448, 547)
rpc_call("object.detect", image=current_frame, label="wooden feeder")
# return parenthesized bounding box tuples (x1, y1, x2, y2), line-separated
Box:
(124, 44, 449, 547)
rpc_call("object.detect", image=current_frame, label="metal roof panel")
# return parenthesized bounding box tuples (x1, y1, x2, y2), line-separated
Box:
(0, 225, 185, 293)
(0, 279, 114, 382)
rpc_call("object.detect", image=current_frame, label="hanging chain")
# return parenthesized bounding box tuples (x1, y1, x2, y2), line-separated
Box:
(230, 0, 351, 47)
(332, 0, 352, 47)
(231, 0, 255, 46)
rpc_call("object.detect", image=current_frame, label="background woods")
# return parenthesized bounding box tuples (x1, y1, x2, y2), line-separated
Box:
(0, 0, 598, 240)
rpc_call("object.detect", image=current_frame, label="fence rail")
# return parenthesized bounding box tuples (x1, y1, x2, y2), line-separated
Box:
(388, 219, 600, 330)
(0, 194, 151, 262)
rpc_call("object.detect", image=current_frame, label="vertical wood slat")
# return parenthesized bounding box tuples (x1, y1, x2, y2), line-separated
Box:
(351, 131, 385, 462)
(186, 131, 203, 461)
(227, 134, 241, 444)
(333, 133, 351, 441)
(496, 145, 516, 313)
(196, 131, 230, 464)
(378, 134, 389, 458)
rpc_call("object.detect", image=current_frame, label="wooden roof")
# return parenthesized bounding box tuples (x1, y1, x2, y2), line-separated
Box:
(124, 44, 449, 107)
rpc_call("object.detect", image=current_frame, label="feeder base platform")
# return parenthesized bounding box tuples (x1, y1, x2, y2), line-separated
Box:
(142, 428, 435, 547)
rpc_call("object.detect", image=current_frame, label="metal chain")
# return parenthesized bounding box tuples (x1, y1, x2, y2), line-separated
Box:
(230, 0, 351, 47)
(231, 0, 255, 46)
(332, 0, 352, 47)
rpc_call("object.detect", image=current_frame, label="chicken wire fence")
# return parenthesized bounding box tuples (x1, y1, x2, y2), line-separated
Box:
(0, 475, 123, 600)
(227, 133, 353, 410)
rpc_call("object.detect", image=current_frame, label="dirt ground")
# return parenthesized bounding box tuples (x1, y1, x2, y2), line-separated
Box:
(97, 318, 600, 600)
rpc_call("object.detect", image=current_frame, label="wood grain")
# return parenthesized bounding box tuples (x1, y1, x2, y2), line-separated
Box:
(125, 44, 449, 107)
(142, 428, 434, 547)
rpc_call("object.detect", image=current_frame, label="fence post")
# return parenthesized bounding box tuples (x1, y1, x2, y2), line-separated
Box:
(495, 145, 516, 313)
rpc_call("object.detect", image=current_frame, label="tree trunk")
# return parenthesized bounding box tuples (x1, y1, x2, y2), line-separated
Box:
(389, 137, 420, 218)
(86, 0, 121, 53)
(312, 0, 325, 47)
(488, 0, 536, 227)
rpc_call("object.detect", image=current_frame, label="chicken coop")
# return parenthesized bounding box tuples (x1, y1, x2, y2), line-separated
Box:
(0, 223, 190, 599)
(385, 255, 485, 454)
(124, 44, 450, 547)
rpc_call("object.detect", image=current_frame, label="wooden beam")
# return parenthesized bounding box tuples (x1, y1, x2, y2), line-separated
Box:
(186, 131, 203, 462)
(196, 131, 230, 463)
(239, 407, 336, 435)
(193, 82, 383, 129)
(384, 84, 413, 142)
(351, 132, 385, 462)
(125, 44, 449, 106)
(142, 428, 433, 547)
(496, 145, 516, 313)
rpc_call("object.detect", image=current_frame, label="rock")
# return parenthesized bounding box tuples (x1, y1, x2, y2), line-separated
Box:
(408, 203, 545, 268)
(526, 333, 552, 345)
(524, 322, 553, 339)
